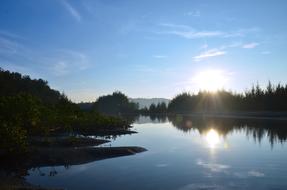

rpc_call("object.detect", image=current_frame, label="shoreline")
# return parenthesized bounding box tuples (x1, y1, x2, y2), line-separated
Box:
(162, 112, 287, 121)
(181, 112, 287, 121)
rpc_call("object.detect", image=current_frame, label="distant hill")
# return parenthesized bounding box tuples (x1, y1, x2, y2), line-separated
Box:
(130, 98, 170, 109)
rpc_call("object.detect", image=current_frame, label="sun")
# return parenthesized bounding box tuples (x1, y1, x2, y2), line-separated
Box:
(193, 69, 228, 92)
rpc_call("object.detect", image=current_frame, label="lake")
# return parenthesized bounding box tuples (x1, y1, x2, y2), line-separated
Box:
(26, 115, 287, 190)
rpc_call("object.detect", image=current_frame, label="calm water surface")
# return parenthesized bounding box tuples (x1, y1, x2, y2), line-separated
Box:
(27, 116, 287, 190)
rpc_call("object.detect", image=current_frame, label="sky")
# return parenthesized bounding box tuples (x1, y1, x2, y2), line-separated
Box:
(0, 0, 287, 102)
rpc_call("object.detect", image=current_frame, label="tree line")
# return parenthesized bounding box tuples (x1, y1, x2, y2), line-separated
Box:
(168, 82, 287, 113)
(139, 102, 167, 114)
(0, 68, 128, 155)
(91, 93, 168, 115)
(91, 82, 287, 115)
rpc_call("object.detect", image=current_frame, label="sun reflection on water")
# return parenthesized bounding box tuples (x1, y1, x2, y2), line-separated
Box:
(205, 129, 220, 149)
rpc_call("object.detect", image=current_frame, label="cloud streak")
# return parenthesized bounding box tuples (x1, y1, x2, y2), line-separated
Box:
(261, 51, 271, 55)
(185, 10, 201, 17)
(0, 31, 29, 58)
(0, 32, 90, 77)
(61, 0, 82, 22)
(242, 42, 259, 49)
(158, 24, 259, 39)
(153, 55, 167, 59)
(193, 49, 226, 61)
(50, 50, 90, 76)
(0, 36, 20, 55)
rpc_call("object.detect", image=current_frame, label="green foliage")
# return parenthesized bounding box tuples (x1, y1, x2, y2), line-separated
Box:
(93, 91, 139, 114)
(0, 124, 28, 154)
(0, 94, 47, 154)
(0, 69, 129, 155)
(0, 68, 64, 104)
(0, 94, 44, 132)
(73, 111, 129, 133)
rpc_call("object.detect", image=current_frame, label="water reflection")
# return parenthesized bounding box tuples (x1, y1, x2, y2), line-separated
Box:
(22, 115, 287, 190)
(205, 129, 220, 149)
(133, 114, 287, 147)
(132, 114, 168, 124)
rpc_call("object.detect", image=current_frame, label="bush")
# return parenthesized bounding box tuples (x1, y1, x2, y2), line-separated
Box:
(0, 123, 28, 154)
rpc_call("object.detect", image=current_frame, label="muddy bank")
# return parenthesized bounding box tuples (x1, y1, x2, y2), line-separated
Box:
(0, 129, 144, 190)
(30, 136, 110, 147)
(0, 173, 63, 190)
(0, 146, 146, 190)
(26, 146, 147, 168)
(76, 128, 137, 136)
(1, 137, 146, 170)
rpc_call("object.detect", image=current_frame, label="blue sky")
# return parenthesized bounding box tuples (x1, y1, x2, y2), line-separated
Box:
(0, 0, 287, 102)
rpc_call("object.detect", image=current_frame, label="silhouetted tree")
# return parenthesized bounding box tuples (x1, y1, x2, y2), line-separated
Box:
(93, 91, 139, 114)
(168, 82, 287, 113)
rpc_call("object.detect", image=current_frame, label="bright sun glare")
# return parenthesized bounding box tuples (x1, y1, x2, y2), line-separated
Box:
(205, 129, 220, 149)
(193, 70, 228, 92)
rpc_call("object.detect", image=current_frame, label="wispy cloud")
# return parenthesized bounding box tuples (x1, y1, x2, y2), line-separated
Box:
(0, 33, 48, 78)
(219, 41, 242, 49)
(223, 28, 260, 38)
(193, 49, 226, 61)
(153, 55, 167, 59)
(158, 23, 223, 38)
(158, 24, 259, 39)
(159, 23, 191, 30)
(0, 32, 90, 77)
(0, 31, 27, 57)
(50, 50, 90, 76)
(0, 36, 19, 55)
(200, 44, 208, 49)
(52, 61, 69, 76)
(61, 0, 82, 22)
(0, 30, 24, 40)
(133, 64, 156, 73)
(170, 30, 224, 39)
(185, 10, 201, 17)
(242, 42, 259, 49)
(261, 51, 271, 55)
(193, 41, 244, 61)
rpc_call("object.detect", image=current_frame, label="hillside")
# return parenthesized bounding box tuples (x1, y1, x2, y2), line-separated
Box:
(0, 68, 66, 104)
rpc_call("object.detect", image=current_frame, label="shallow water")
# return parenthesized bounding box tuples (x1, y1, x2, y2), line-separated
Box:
(27, 115, 287, 190)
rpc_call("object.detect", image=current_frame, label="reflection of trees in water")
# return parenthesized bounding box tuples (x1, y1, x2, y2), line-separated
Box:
(30, 167, 60, 177)
(149, 114, 168, 123)
(138, 114, 287, 146)
(167, 114, 287, 146)
(112, 114, 287, 146)
(119, 114, 139, 124)
(128, 114, 168, 124)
